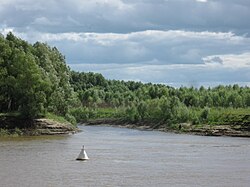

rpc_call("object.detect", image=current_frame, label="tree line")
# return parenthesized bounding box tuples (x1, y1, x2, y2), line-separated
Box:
(1, 33, 250, 126)
(70, 71, 250, 125)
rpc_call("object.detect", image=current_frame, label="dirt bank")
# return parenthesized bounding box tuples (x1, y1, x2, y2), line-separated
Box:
(83, 118, 250, 137)
(0, 116, 78, 135)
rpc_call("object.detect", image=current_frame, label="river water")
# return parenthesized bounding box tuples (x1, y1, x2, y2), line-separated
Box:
(0, 126, 249, 187)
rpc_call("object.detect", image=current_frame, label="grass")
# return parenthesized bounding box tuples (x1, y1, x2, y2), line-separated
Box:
(94, 107, 121, 119)
(207, 107, 250, 126)
(0, 127, 23, 137)
(44, 112, 69, 124)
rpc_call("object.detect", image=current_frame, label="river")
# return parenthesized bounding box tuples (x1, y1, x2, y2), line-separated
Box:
(0, 126, 249, 187)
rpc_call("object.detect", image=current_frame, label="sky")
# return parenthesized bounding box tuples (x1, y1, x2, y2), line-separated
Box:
(1, 0, 250, 87)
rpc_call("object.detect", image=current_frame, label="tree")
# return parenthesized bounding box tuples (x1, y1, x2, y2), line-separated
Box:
(0, 33, 79, 118)
(200, 107, 210, 123)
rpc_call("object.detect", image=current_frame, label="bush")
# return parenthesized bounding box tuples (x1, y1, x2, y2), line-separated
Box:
(69, 107, 91, 122)
(0, 129, 10, 136)
(200, 107, 210, 122)
(65, 113, 77, 125)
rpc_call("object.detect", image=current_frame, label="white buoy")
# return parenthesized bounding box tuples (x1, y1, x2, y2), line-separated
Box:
(76, 145, 89, 161)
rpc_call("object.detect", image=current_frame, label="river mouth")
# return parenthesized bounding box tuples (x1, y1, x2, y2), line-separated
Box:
(0, 126, 250, 187)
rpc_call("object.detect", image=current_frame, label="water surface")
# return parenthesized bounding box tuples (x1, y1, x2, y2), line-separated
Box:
(0, 126, 249, 187)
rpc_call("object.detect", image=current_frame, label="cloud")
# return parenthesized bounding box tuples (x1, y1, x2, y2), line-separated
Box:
(196, 0, 207, 2)
(12, 29, 249, 65)
(2, 28, 249, 86)
(1, 0, 250, 86)
(32, 17, 60, 26)
(0, 0, 250, 34)
(203, 52, 250, 68)
(70, 62, 250, 87)
(203, 56, 223, 65)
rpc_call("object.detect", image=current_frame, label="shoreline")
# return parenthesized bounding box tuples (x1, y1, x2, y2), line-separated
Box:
(0, 116, 79, 136)
(1, 116, 249, 137)
(82, 118, 250, 138)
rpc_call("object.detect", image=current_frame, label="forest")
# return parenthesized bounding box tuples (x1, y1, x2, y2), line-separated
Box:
(1, 33, 250, 130)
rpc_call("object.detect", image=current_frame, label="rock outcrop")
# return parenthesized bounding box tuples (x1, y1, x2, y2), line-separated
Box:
(0, 116, 78, 135)
(32, 119, 78, 135)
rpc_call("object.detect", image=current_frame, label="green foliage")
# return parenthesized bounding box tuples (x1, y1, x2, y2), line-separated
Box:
(70, 70, 250, 127)
(0, 127, 23, 137)
(0, 129, 10, 137)
(69, 107, 121, 122)
(93, 108, 120, 119)
(125, 105, 140, 122)
(69, 107, 92, 122)
(65, 113, 77, 126)
(0, 32, 80, 120)
(200, 107, 210, 123)
(12, 127, 23, 137)
(1, 33, 249, 130)
(45, 113, 69, 124)
(176, 104, 189, 123)
(206, 107, 250, 126)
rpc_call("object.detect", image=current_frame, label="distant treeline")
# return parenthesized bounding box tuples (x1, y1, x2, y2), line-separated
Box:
(1, 33, 250, 126)
(70, 71, 250, 125)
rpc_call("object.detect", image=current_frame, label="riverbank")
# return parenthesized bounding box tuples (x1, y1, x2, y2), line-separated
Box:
(83, 118, 250, 137)
(0, 116, 78, 136)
